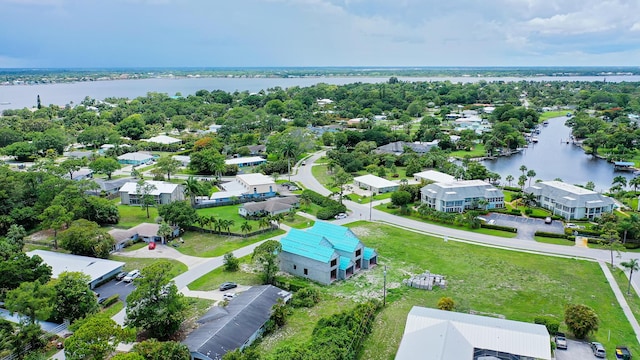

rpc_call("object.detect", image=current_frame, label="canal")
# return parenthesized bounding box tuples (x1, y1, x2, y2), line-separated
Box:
(481, 116, 635, 193)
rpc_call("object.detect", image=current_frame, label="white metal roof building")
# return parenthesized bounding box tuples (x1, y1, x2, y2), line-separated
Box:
(142, 135, 181, 145)
(413, 170, 456, 184)
(119, 180, 184, 205)
(353, 174, 399, 194)
(224, 156, 267, 167)
(420, 180, 504, 212)
(26, 250, 125, 289)
(117, 151, 155, 165)
(395, 306, 551, 360)
(525, 181, 615, 220)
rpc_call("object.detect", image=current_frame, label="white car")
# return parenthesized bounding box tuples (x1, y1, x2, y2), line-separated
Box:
(123, 269, 140, 283)
(565, 223, 579, 229)
(335, 213, 348, 220)
(223, 293, 236, 301)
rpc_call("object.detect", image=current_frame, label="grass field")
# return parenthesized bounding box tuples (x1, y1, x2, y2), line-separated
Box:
(539, 110, 570, 121)
(255, 222, 639, 358)
(117, 205, 159, 228)
(534, 236, 575, 246)
(176, 229, 285, 258)
(612, 268, 640, 325)
(346, 192, 392, 204)
(450, 144, 487, 158)
(109, 255, 187, 278)
(311, 165, 339, 192)
(196, 204, 263, 233)
(282, 214, 314, 229)
(187, 255, 263, 290)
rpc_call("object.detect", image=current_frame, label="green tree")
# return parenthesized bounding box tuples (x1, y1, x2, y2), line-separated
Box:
(59, 219, 114, 258)
(51, 272, 98, 323)
(618, 214, 640, 244)
(518, 174, 527, 190)
(437, 297, 455, 311)
(519, 165, 527, 176)
(64, 316, 125, 360)
(189, 148, 226, 177)
(564, 304, 599, 339)
(252, 240, 281, 285)
(183, 176, 204, 206)
(132, 339, 191, 360)
(601, 222, 624, 267)
(111, 354, 145, 360)
(2, 141, 36, 161)
(116, 114, 146, 140)
(158, 221, 173, 242)
(59, 158, 86, 180)
(0, 252, 51, 297)
(505, 174, 514, 187)
(240, 221, 253, 236)
(281, 138, 299, 181)
(40, 204, 73, 249)
(156, 156, 181, 181)
(136, 179, 158, 219)
(126, 260, 187, 340)
(5, 281, 52, 324)
(5, 224, 27, 251)
(89, 157, 121, 180)
(585, 181, 596, 191)
(329, 166, 352, 205)
(223, 252, 240, 272)
(158, 201, 199, 230)
(526, 169, 536, 187)
(621, 259, 640, 295)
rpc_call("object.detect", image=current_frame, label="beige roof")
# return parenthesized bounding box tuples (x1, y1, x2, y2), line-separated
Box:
(119, 180, 180, 195)
(143, 135, 181, 144)
(354, 174, 399, 189)
(236, 173, 275, 186)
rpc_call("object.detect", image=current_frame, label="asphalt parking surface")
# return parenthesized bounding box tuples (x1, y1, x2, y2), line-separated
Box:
(485, 213, 564, 240)
(94, 277, 137, 304)
(555, 339, 596, 360)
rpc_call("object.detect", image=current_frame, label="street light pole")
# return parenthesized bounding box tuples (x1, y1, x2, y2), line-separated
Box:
(369, 189, 373, 221)
(383, 265, 387, 306)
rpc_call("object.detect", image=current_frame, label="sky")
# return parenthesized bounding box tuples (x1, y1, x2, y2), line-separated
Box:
(1, 0, 640, 68)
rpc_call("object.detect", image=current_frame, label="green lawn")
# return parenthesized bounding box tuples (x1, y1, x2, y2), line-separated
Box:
(282, 214, 314, 229)
(311, 165, 339, 192)
(187, 255, 263, 290)
(298, 203, 324, 217)
(612, 268, 640, 325)
(346, 192, 392, 204)
(122, 242, 147, 252)
(374, 204, 518, 238)
(256, 222, 640, 358)
(196, 204, 263, 233)
(117, 204, 159, 228)
(539, 110, 569, 121)
(177, 229, 285, 258)
(534, 236, 575, 246)
(449, 144, 486, 158)
(109, 255, 188, 278)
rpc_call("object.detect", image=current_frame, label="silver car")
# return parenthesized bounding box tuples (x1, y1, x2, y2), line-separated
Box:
(590, 342, 606, 358)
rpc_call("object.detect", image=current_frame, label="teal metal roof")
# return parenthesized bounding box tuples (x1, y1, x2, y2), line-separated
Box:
(339, 256, 353, 270)
(363, 247, 377, 260)
(308, 221, 361, 252)
(280, 229, 336, 263)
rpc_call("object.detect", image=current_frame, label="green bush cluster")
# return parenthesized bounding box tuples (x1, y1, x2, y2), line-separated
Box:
(564, 228, 601, 237)
(100, 295, 120, 308)
(291, 288, 321, 308)
(534, 231, 567, 239)
(534, 316, 560, 335)
(480, 223, 518, 233)
(302, 190, 346, 220)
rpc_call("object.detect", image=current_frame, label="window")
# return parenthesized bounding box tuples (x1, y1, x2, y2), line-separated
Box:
(330, 259, 337, 267)
(355, 249, 361, 257)
(253, 187, 257, 193)
(304, 268, 308, 275)
(293, 265, 297, 270)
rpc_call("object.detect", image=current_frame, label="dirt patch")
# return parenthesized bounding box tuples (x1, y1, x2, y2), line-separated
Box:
(350, 226, 384, 239)
(27, 229, 54, 242)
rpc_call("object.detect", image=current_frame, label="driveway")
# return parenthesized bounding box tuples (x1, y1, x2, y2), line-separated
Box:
(115, 244, 209, 270)
(94, 277, 137, 304)
(485, 213, 564, 240)
(555, 339, 594, 360)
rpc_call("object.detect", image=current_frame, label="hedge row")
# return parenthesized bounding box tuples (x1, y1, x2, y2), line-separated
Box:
(564, 228, 602, 237)
(480, 223, 518, 233)
(502, 186, 523, 192)
(534, 231, 567, 239)
(301, 189, 346, 220)
(101, 294, 119, 308)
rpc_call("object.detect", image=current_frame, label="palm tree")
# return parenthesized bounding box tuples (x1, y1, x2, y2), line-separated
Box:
(183, 176, 203, 207)
(630, 177, 640, 193)
(613, 175, 628, 190)
(519, 165, 527, 176)
(621, 259, 640, 295)
(506, 174, 514, 187)
(619, 214, 640, 243)
(526, 169, 536, 187)
(259, 217, 270, 230)
(282, 139, 298, 181)
(213, 218, 223, 233)
(240, 221, 253, 237)
(207, 215, 217, 231)
(196, 215, 208, 232)
(224, 219, 235, 235)
(522, 192, 538, 207)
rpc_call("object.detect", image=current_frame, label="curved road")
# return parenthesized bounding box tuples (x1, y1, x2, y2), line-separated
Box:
(291, 150, 640, 344)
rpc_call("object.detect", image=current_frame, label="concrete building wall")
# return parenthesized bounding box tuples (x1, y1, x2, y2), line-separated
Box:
(279, 252, 337, 285)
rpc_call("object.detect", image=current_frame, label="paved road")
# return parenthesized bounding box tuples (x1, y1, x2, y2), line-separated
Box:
(294, 150, 640, 345)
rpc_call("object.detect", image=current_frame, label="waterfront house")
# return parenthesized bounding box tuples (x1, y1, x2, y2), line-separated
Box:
(524, 181, 615, 220)
(119, 180, 184, 205)
(420, 180, 505, 212)
(413, 170, 456, 184)
(353, 174, 399, 194)
(279, 222, 377, 285)
(183, 285, 291, 360)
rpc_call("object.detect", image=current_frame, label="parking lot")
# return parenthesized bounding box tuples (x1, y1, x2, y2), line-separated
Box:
(555, 339, 595, 360)
(94, 277, 137, 304)
(485, 213, 564, 240)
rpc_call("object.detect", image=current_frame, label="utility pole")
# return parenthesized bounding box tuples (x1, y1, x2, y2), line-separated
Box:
(383, 265, 387, 306)
(369, 189, 373, 221)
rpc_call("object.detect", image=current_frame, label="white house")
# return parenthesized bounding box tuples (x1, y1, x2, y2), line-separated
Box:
(172, 155, 191, 167)
(142, 135, 181, 145)
(119, 180, 184, 205)
(395, 306, 551, 360)
(413, 170, 455, 184)
(204, 173, 277, 206)
(353, 174, 399, 194)
(420, 180, 504, 212)
(117, 151, 155, 165)
(224, 156, 267, 168)
(524, 181, 615, 220)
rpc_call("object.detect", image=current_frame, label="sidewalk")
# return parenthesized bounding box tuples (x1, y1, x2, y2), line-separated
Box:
(600, 262, 640, 345)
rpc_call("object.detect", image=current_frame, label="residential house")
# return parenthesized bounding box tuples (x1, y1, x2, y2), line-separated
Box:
(183, 285, 292, 360)
(90, 178, 133, 196)
(172, 155, 191, 167)
(109, 222, 180, 249)
(117, 151, 155, 166)
(353, 174, 399, 194)
(64, 168, 94, 181)
(395, 306, 551, 360)
(247, 144, 266, 156)
(413, 170, 455, 184)
(239, 196, 299, 218)
(524, 181, 615, 220)
(420, 180, 505, 212)
(26, 250, 125, 289)
(373, 141, 437, 155)
(65, 150, 94, 159)
(224, 156, 267, 168)
(204, 174, 276, 206)
(119, 180, 184, 205)
(142, 135, 181, 145)
(279, 222, 377, 285)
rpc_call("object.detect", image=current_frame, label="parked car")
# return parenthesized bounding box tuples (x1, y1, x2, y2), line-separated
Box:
(545, 217, 552, 224)
(335, 213, 348, 220)
(301, 161, 306, 166)
(565, 223, 579, 229)
(148, 242, 156, 250)
(591, 342, 606, 358)
(616, 345, 632, 360)
(223, 293, 236, 301)
(115, 272, 127, 281)
(97, 297, 107, 305)
(123, 269, 141, 283)
(554, 332, 567, 350)
(219, 282, 238, 291)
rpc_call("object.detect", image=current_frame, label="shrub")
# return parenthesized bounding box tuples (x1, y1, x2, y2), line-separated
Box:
(509, 208, 522, 215)
(291, 287, 321, 308)
(101, 294, 119, 308)
(534, 231, 567, 239)
(564, 304, 599, 339)
(480, 223, 517, 233)
(437, 297, 455, 311)
(534, 316, 560, 335)
(524, 208, 533, 215)
(223, 252, 239, 272)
